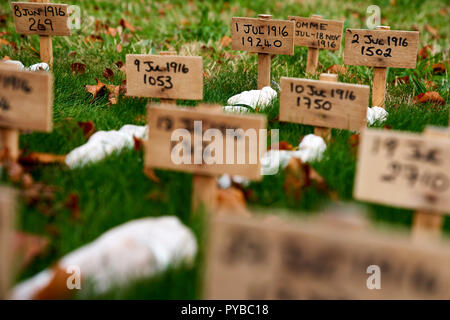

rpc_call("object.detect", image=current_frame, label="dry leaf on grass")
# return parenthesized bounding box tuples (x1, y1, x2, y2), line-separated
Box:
(65, 193, 81, 221)
(432, 63, 446, 74)
(216, 187, 250, 217)
(133, 135, 144, 151)
(424, 24, 438, 38)
(143, 167, 160, 183)
(219, 36, 232, 48)
(327, 64, 348, 75)
(77, 121, 96, 139)
(70, 62, 86, 75)
(283, 157, 328, 201)
(85, 78, 106, 102)
(418, 45, 432, 59)
(103, 67, 114, 80)
(84, 35, 104, 43)
(413, 91, 445, 105)
(19, 152, 66, 165)
(119, 18, 136, 32)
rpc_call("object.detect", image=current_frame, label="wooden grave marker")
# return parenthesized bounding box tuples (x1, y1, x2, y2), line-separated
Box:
(288, 14, 344, 74)
(145, 104, 267, 213)
(0, 65, 53, 161)
(0, 187, 17, 300)
(232, 15, 295, 89)
(127, 51, 213, 211)
(11, 1, 73, 66)
(205, 214, 450, 299)
(344, 26, 419, 108)
(126, 52, 203, 102)
(354, 128, 450, 239)
(280, 73, 369, 140)
(411, 126, 450, 241)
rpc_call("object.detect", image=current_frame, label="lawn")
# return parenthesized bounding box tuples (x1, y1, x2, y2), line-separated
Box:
(0, 0, 449, 299)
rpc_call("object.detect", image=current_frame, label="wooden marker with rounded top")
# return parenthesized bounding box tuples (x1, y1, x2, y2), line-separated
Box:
(257, 14, 272, 89)
(372, 25, 390, 108)
(313, 73, 338, 141)
(305, 14, 322, 75)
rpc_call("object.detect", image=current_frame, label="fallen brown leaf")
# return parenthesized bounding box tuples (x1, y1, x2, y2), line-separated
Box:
(418, 45, 432, 59)
(85, 78, 106, 102)
(413, 91, 445, 105)
(432, 63, 446, 74)
(119, 18, 136, 32)
(133, 135, 144, 151)
(143, 167, 160, 183)
(219, 36, 232, 48)
(393, 75, 409, 85)
(425, 24, 438, 38)
(77, 121, 96, 139)
(327, 64, 348, 75)
(84, 35, 104, 43)
(116, 43, 122, 53)
(216, 187, 249, 217)
(19, 152, 66, 165)
(103, 67, 114, 80)
(70, 62, 86, 75)
(65, 193, 81, 220)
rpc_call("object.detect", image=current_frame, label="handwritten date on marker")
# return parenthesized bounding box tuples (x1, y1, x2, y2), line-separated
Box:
(232, 17, 295, 55)
(145, 104, 266, 180)
(0, 67, 52, 131)
(344, 29, 419, 68)
(354, 129, 450, 213)
(279, 77, 369, 131)
(288, 16, 344, 50)
(126, 55, 203, 100)
(11, 2, 71, 36)
(205, 215, 450, 299)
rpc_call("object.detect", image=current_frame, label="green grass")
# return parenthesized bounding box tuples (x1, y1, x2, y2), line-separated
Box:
(0, 0, 449, 299)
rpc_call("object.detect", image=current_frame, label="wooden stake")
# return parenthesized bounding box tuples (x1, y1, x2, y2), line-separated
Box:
(159, 51, 178, 105)
(0, 129, 19, 162)
(38, 0, 53, 67)
(412, 210, 443, 241)
(372, 26, 390, 108)
(305, 14, 322, 75)
(152, 51, 218, 214)
(411, 127, 446, 241)
(0, 187, 16, 300)
(192, 174, 218, 214)
(257, 14, 272, 89)
(313, 73, 338, 141)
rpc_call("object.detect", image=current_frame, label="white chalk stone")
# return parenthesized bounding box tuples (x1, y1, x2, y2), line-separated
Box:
(260, 135, 327, 176)
(367, 106, 388, 125)
(28, 63, 50, 72)
(295, 134, 327, 163)
(65, 125, 148, 169)
(227, 86, 277, 110)
(12, 216, 197, 299)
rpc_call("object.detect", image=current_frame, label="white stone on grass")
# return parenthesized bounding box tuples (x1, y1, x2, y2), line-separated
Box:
(65, 125, 148, 169)
(367, 106, 388, 125)
(12, 216, 197, 299)
(227, 86, 277, 110)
